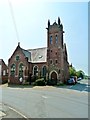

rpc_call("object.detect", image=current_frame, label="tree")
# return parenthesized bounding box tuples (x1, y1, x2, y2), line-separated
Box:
(69, 66, 76, 77)
(76, 70, 85, 79)
(69, 64, 85, 79)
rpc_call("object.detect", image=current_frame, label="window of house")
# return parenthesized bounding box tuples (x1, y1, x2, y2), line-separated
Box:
(33, 66, 38, 76)
(42, 66, 47, 77)
(3, 70, 6, 76)
(39, 55, 43, 59)
(58, 69, 60, 74)
(55, 35, 58, 43)
(50, 60, 53, 64)
(19, 63, 23, 78)
(56, 52, 57, 55)
(50, 36, 52, 44)
(16, 55, 19, 61)
(55, 60, 58, 64)
(11, 64, 15, 76)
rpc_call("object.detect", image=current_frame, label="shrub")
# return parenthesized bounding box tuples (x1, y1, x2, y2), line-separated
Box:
(47, 79, 57, 86)
(35, 78, 46, 86)
(31, 82, 36, 86)
(57, 83, 65, 86)
(31, 75, 38, 82)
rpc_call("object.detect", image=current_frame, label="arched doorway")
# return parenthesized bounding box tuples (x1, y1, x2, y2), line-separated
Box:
(51, 71, 57, 85)
(51, 72, 57, 80)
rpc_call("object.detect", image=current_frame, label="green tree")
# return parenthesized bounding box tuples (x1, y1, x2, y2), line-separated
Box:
(76, 70, 85, 79)
(69, 66, 76, 77)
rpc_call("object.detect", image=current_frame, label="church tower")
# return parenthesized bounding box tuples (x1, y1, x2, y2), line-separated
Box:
(46, 17, 67, 84)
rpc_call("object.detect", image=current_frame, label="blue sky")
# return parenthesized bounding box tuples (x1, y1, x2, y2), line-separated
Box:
(0, 0, 88, 75)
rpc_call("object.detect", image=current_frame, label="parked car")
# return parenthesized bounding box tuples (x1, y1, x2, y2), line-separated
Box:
(67, 78, 75, 85)
(70, 76, 77, 83)
(77, 77, 82, 81)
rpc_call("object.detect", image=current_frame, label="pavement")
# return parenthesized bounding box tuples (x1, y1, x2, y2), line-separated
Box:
(0, 103, 28, 119)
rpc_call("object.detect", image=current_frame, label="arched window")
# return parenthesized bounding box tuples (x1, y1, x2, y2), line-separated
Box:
(11, 64, 16, 76)
(55, 35, 58, 43)
(50, 36, 52, 44)
(42, 66, 47, 77)
(33, 66, 38, 76)
(19, 63, 24, 78)
(55, 59, 58, 64)
(50, 60, 53, 64)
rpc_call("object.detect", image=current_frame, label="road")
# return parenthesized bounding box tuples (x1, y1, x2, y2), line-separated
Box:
(0, 103, 26, 119)
(0, 79, 89, 118)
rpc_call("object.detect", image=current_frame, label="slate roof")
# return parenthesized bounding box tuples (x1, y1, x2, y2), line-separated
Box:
(28, 47, 47, 63)
(21, 48, 31, 62)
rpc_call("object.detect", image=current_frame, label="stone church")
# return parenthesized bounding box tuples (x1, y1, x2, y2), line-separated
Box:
(8, 17, 69, 85)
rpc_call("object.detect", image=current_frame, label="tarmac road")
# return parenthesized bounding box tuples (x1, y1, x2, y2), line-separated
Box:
(0, 103, 28, 119)
(0, 80, 88, 118)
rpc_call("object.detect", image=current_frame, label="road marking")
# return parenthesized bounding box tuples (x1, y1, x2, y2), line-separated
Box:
(42, 96, 48, 99)
(9, 106, 28, 119)
(0, 111, 6, 117)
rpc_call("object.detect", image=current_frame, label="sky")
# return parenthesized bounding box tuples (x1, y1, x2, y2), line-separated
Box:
(0, 0, 88, 75)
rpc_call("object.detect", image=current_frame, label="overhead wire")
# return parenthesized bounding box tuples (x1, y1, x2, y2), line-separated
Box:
(8, 0, 20, 42)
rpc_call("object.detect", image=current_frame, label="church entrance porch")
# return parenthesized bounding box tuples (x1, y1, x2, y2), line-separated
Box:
(48, 71, 58, 85)
(51, 71, 57, 80)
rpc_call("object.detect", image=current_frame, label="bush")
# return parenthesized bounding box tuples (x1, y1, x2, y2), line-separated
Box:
(47, 79, 57, 86)
(57, 83, 65, 86)
(35, 78, 46, 86)
(31, 75, 38, 82)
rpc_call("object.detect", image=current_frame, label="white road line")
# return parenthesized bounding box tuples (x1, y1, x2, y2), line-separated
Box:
(9, 106, 28, 119)
(42, 96, 48, 99)
(0, 111, 6, 117)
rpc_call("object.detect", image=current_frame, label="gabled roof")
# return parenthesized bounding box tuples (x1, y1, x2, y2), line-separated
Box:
(28, 47, 47, 63)
(21, 48, 31, 62)
(0, 59, 7, 67)
(11, 43, 47, 63)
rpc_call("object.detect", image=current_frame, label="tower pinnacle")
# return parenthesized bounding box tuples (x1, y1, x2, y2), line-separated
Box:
(58, 17, 60, 25)
(48, 19, 50, 28)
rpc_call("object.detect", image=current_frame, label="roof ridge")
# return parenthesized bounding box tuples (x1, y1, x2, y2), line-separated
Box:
(21, 47, 30, 53)
(28, 47, 47, 51)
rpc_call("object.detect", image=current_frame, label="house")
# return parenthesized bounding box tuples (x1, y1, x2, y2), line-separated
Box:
(8, 17, 69, 85)
(0, 59, 8, 84)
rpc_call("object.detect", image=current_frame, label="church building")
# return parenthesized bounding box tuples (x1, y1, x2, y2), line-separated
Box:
(8, 17, 69, 85)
